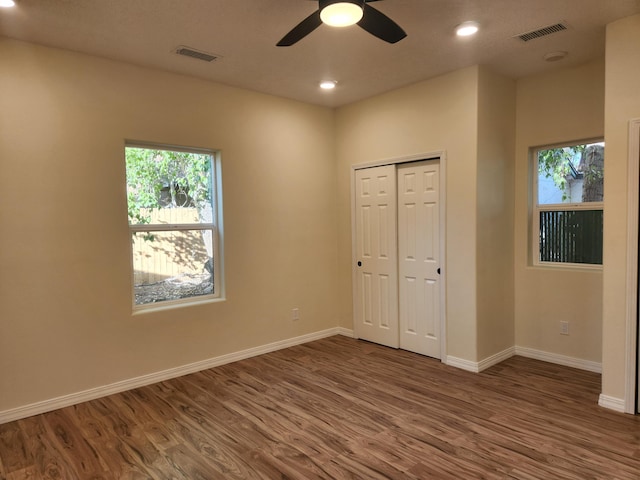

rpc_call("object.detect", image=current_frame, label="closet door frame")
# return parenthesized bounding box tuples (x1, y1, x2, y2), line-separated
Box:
(350, 151, 447, 360)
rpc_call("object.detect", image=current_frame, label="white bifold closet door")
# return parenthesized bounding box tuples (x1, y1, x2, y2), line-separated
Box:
(354, 160, 441, 359)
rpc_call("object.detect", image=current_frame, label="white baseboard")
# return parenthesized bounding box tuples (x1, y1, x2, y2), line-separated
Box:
(0, 327, 346, 425)
(445, 355, 480, 372)
(336, 327, 355, 337)
(598, 394, 626, 413)
(515, 346, 602, 373)
(478, 346, 516, 371)
(446, 346, 515, 373)
(446, 345, 603, 375)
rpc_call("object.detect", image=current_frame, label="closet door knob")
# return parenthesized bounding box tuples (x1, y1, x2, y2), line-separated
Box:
(357, 261, 362, 267)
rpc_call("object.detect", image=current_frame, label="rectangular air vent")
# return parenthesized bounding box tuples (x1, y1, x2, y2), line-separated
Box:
(515, 23, 567, 42)
(175, 46, 218, 62)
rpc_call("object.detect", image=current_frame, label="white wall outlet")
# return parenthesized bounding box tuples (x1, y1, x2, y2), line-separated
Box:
(560, 321, 569, 335)
(292, 308, 300, 321)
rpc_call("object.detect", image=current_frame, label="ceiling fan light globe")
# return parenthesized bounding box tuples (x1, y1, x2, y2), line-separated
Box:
(320, 2, 364, 27)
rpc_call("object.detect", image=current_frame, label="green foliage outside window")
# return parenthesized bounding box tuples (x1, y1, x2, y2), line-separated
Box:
(537, 143, 604, 203)
(538, 145, 584, 201)
(125, 147, 213, 226)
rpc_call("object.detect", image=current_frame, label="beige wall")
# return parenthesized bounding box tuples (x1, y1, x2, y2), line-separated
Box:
(602, 14, 640, 402)
(476, 67, 516, 360)
(336, 66, 482, 361)
(335, 66, 518, 363)
(0, 38, 338, 411)
(514, 59, 605, 363)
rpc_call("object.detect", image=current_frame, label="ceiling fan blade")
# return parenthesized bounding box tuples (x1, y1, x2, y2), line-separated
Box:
(358, 3, 407, 43)
(277, 10, 322, 46)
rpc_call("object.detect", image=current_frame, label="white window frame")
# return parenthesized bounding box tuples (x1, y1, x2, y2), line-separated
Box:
(125, 141, 225, 312)
(531, 139, 604, 270)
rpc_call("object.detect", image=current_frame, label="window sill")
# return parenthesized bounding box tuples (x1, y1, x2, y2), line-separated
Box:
(529, 262, 603, 272)
(132, 295, 225, 315)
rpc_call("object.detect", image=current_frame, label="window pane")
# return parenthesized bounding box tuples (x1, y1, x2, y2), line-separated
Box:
(132, 230, 214, 305)
(126, 147, 213, 225)
(539, 210, 603, 264)
(537, 143, 604, 205)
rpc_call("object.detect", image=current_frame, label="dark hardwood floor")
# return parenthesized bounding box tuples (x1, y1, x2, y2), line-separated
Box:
(1, 335, 639, 479)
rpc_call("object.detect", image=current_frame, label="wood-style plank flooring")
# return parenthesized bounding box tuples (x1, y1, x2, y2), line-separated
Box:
(1, 335, 639, 479)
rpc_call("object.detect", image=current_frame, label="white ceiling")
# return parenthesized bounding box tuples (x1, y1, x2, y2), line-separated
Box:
(1, 0, 639, 107)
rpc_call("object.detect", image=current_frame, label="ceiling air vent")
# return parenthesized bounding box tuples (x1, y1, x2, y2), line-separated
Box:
(515, 23, 567, 42)
(175, 46, 218, 62)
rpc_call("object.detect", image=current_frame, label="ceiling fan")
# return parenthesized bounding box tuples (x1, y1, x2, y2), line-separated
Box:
(277, 0, 407, 47)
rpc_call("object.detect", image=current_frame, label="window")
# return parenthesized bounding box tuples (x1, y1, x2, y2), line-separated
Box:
(533, 140, 604, 266)
(125, 143, 223, 308)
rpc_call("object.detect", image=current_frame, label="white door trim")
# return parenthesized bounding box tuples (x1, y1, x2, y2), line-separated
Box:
(351, 151, 447, 360)
(624, 118, 640, 414)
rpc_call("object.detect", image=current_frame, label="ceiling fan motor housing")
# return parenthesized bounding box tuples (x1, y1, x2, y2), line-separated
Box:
(319, 0, 366, 11)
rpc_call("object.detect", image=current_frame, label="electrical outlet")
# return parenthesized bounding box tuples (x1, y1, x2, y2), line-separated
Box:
(292, 308, 300, 321)
(560, 321, 569, 335)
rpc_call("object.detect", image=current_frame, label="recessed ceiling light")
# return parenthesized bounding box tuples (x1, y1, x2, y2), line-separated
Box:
(456, 21, 479, 37)
(0, 0, 16, 7)
(320, 80, 337, 90)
